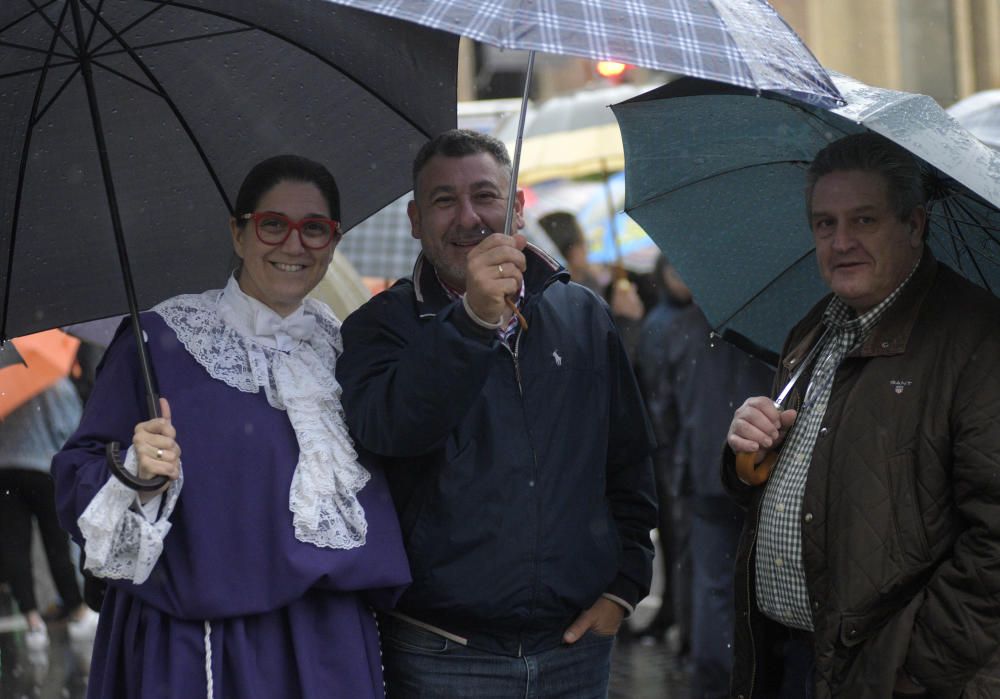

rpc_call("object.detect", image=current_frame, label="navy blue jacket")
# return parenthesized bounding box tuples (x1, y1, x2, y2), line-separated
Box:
(337, 245, 657, 656)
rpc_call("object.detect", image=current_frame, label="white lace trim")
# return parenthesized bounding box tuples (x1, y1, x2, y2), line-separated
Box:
(78, 446, 182, 584)
(155, 289, 370, 550)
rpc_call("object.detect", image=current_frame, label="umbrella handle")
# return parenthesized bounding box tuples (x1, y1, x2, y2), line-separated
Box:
(105, 442, 169, 492)
(734, 450, 778, 486)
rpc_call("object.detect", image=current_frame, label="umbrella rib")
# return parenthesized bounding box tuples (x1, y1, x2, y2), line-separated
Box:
(0, 38, 76, 59)
(157, 0, 440, 139)
(91, 27, 255, 58)
(935, 196, 1000, 291)
(0, 1, 57, 35)
(83, 0, 107, 50)
(2, 0, 71, 339)
(79, 0, 234, 210)
(86, 1, 167, 55)
(944, 202, 991, 289)
(629, 159, 811, 209)
(31, 65, 82, 124)
(933, 200, 1000, 239)
(940, 199, 966, 269)
(25, 0, 80, 58)
(0, 58, 80, 81)
(88, 58, 159, 96)
(716, 246, 815, 331)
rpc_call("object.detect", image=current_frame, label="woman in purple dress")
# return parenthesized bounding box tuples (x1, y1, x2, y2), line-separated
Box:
(52, 155, 410, 698)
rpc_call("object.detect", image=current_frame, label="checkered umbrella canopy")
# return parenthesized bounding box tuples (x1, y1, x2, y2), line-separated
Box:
(323, 0, 842, 107)
(340, 193, 421, 279)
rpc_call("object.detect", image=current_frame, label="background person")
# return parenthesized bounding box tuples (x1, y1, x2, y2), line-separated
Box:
(0, 377, 97, 653)
(337, 129, 658, 698)
(52, 155, 410, 699)
(724, 132, 1000, 698)
(636, 257, 773, 697)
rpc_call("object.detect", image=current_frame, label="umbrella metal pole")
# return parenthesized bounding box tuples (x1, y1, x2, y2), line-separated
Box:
(70, 0, 166, 491)
(499, 50, 535, 331)
(504, 50, 535, 237)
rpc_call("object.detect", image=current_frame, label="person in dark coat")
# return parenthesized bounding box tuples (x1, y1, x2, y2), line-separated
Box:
(634, 256, 694, 650)
(636, 257, 774, 697)
(337, 129, 658, 698)
(725, 132, 1000, 698)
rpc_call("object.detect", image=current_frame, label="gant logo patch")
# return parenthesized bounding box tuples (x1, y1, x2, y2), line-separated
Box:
(890, 379, 912, 395)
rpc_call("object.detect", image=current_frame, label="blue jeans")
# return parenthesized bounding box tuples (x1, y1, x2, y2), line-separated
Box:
(379, 616, 615, 698)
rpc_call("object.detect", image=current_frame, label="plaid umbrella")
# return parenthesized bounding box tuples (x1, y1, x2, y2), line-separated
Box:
(322, 0, 843, 108)
(340, 193, 422, 279)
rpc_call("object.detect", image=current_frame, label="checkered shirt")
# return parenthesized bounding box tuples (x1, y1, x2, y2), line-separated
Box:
(325, 0, 842, 108)
(755, 269, 916, 630)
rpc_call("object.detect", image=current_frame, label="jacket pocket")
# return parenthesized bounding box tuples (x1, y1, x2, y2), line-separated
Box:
(885, 451, 930, 564)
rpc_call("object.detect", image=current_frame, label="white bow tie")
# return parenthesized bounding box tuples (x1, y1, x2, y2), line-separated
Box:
(253, 311, 316, 343)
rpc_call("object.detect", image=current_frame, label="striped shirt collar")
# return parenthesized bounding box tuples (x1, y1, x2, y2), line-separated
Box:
(437, 270, 525, 344)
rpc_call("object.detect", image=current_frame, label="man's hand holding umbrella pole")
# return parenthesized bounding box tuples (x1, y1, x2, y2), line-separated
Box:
(727, 397, 797, 486)
(463, 232, 527, 330)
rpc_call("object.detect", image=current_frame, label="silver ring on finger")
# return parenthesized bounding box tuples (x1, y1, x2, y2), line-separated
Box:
(156, 448, 164, 460)
(498, 264, 504, 275)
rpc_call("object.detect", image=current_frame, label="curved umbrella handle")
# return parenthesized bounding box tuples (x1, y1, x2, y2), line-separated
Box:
(734, 450, 778, 486)
(106, 442, 169, 492)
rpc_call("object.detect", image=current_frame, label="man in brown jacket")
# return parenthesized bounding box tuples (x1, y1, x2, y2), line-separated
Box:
(724, 132, 1000, 699)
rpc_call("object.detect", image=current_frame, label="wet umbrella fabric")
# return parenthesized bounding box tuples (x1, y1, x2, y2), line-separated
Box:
(1, 0, 457, 487)
(322, 0, 843, 108)
(947, 90, 1000, 150)
(0, 0, 457, 341)
(613, 73, 1000, 360)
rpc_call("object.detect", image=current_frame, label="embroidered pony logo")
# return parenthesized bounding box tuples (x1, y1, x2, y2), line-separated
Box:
(552, 349, 562, 367)
(890, 379, 912, 395)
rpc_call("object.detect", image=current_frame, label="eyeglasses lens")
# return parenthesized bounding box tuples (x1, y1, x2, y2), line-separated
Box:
(256, 214, 335, 249)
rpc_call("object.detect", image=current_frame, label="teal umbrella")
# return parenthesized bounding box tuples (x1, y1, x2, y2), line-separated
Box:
(613, 73, 1000, 361)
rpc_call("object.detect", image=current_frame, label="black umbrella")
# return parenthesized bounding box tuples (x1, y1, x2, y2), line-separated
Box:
(1, 0, 457, 487)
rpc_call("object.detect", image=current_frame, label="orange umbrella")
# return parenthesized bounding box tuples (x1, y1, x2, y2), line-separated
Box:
(0, 329, 80, 420)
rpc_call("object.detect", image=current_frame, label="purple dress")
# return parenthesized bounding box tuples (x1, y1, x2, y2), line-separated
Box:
(52, 309, 410, 698)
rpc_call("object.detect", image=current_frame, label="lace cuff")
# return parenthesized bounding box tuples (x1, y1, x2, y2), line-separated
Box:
(77, 446, 183, 584)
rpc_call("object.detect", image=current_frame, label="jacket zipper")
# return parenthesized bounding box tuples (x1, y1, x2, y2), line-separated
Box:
(505, 330, 524, 395)
(506, 328, 541, 659)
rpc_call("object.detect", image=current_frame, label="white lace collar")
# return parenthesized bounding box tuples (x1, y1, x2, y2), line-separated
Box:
(154, 286, 370, 550)
(217, 276, 316, 352)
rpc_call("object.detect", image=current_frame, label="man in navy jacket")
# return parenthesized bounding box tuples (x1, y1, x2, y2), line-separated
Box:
(337, 129, 657, 697)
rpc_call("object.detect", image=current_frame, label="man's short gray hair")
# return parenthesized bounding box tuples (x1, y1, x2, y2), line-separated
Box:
(806, 132, 928, 225)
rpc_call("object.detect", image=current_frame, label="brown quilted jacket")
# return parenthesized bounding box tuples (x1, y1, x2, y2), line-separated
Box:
(724, 253, 1000, 699)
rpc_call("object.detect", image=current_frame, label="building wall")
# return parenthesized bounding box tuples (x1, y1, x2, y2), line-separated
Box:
(772, 0, 1000, 106)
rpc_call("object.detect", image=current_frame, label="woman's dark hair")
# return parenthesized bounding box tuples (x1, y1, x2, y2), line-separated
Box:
(234, 154, 341, 224)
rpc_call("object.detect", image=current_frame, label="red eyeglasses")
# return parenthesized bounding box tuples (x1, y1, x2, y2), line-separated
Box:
(241, 212, 341, 249)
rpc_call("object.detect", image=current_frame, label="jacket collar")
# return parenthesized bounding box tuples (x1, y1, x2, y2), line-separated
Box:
(411, 242, 569, 317)
(783, 249, 938, 372)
